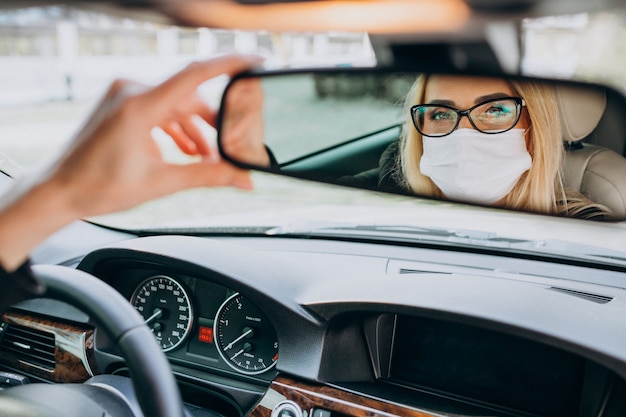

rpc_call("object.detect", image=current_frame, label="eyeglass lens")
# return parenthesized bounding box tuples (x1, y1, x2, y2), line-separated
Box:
(413, 98, 520, 137)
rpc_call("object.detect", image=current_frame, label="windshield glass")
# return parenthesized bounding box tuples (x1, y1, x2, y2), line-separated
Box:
(1, 6, 626, 262)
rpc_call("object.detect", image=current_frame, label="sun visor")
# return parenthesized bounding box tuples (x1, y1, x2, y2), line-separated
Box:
(167, 0, 471, 34)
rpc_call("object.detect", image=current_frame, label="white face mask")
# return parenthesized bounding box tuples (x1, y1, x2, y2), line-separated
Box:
(419, 128, 531, 205)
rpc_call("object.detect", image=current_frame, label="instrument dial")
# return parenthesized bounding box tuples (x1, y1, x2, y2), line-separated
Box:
(214, 293, 278, 375)
(130, 275, 193, 352)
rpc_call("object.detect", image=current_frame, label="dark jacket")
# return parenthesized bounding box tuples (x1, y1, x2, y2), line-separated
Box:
(341, 141, 409, 194)
(0, 261, 44, 313)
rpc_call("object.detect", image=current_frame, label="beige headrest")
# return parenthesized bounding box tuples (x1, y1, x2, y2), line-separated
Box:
(557, 83, 606, 143)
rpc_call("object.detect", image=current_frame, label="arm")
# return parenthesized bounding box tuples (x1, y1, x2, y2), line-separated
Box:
(0, 54, 261, 272)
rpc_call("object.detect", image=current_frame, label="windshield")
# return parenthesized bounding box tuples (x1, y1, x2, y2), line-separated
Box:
(1, 6, 626, 264)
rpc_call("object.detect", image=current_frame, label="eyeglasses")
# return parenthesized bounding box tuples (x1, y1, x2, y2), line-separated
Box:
(410, 97, 525, 137)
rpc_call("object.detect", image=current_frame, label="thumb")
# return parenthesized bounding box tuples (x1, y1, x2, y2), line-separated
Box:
(161, 161, 254, 192)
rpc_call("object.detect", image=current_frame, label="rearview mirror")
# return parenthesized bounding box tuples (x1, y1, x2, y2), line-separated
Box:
(218, 70, 410, 174)
(217, 69, 626, 221)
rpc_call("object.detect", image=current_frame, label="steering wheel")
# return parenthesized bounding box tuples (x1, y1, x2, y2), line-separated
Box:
(0, 264, 185, 417)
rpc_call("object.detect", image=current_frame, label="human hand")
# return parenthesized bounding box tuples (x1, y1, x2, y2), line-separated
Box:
(48, 54, 262, 218)
(218, 77, 271, 167)
(0, 54, 261, 271)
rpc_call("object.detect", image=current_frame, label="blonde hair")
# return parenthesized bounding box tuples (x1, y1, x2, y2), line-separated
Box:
(397, 75, 609, 219)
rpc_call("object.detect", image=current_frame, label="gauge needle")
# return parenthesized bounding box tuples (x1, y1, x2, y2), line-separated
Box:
(224, 328, 253, 351)
(144, 308, 163, 325)
(230, 348, 244, 361)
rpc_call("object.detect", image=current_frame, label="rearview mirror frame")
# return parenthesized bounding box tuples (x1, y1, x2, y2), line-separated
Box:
(216, 65, 626, 220)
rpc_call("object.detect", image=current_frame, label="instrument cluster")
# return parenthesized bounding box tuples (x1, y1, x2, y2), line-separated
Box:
(122, 271, 279, 377)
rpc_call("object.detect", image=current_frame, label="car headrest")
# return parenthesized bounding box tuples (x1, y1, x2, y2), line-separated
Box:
(556, 84, 606, 143)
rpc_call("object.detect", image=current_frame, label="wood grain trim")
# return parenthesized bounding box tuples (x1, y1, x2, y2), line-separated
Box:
(0, 311, 98, 383)
(249, 375, 441, 417)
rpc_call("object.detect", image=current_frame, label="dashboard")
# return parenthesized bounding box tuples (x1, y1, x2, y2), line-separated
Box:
(2, 234, 626, 417)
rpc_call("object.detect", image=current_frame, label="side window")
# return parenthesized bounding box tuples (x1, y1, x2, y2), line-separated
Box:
(261, 73, 406, 164)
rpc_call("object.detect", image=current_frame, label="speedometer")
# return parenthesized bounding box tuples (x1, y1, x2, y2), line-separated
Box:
(130, 275, 193, 352)
(214, 293, 278, 375)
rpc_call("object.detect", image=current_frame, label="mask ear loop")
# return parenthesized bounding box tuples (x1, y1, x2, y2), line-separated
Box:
(522, 124, 533, 157)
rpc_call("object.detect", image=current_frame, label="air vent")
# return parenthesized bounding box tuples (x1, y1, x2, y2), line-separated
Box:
(0, 324, 55, 370)
(388, 259, 470, 275)
(399, 268, 451, 275)
(548, 287, 613, 304)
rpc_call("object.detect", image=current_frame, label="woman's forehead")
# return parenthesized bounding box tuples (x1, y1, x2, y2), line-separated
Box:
(424, 75, 515, 102)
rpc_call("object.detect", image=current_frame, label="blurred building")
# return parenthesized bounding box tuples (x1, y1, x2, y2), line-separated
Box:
(0, 6, 375, 105)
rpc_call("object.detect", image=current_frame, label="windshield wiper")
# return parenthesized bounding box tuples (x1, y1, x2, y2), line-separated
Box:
(265, 222, 626, 267)
(137, 222, 626, 268)
(267, 223, 530, 248)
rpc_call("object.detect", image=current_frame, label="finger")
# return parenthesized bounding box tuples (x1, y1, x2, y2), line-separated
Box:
(161, 117, 213, 157)
(143, 54, 264, 116)
(196, 102, 217, 128)
(166, 93, 216, 126)
(161, 121, 198, 155)
(178, 115, 212, 156)
(157, 160, 253, 192)
(221, 117, 269, 166)
(107, 78, 150, 100)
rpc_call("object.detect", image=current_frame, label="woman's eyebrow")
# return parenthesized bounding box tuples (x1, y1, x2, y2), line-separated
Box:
(426, 99, 455, 106)
(426, 93, 511, 107)
(475, 92, 510, 103)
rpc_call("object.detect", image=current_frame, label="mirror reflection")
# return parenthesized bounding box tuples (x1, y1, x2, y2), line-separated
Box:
(218, 71, 626, 221)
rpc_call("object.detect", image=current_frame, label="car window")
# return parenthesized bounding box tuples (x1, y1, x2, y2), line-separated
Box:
(261, 73, 405, 163)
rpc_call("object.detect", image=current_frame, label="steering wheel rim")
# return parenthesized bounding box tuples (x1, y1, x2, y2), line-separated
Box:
(19, 264, 185, 417)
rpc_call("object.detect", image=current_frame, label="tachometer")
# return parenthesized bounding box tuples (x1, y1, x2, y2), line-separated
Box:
(130, 275, 193, 352)
(214, 293, 278, 375)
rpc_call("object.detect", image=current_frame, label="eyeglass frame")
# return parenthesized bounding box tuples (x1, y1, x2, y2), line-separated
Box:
(410, 96, 526, 138)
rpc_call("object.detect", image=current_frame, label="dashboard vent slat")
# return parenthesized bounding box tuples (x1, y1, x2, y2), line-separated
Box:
(0, 324, 56, 369)
(548, 287, 613, 304)
(399, 268, 450, 275)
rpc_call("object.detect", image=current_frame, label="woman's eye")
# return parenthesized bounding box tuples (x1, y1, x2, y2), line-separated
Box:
(429, 109, 455, 121)
(485, 105, 508, 115)
(480, 103, 514, 119)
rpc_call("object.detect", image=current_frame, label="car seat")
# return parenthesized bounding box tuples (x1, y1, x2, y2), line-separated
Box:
(559, 84, 626, 218)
